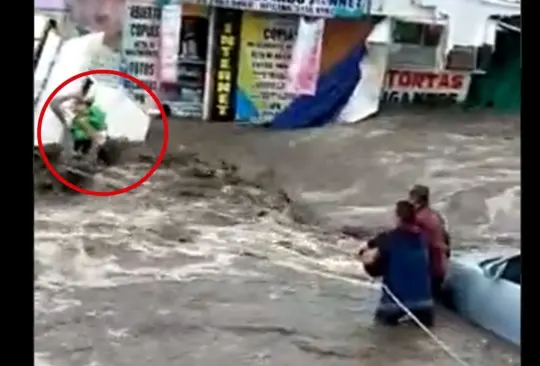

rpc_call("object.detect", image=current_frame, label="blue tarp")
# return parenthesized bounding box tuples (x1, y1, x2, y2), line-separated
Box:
(268, 44, 365, 130)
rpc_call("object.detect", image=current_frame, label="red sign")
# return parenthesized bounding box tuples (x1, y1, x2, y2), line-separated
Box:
(386, 69, 465, 90)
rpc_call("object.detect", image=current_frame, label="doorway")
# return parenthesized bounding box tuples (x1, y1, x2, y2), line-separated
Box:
(159, 6, 209, 118)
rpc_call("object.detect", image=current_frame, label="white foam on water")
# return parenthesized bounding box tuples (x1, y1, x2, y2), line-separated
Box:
(36, 184, 350, 298)
(483, 185, 521, 239)
(365, 129, 391, 138)
(35, 127, 521, 303)
(35, 121, 521, 366)
(35, 353, 56, 366)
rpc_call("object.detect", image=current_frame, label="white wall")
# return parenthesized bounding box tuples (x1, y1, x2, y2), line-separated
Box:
(34, 27, 150, 147)
(370, 0, 519, 50)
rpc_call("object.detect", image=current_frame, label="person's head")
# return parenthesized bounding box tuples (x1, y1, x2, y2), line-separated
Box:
(408, 184, 430, 209)
(66, 0, 125, 49)
(72, 97, 93, 114)
(395, 200, 416, 225)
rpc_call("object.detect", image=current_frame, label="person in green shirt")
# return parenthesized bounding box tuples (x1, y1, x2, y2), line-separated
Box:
(51, 91, 110, 165)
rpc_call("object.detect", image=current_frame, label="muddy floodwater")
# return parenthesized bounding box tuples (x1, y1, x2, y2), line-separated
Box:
(35, 112, 520, 366)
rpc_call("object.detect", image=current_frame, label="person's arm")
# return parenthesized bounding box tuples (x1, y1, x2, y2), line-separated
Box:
(72, 116, 98, 140)
(417, 211, 446, 250)
(361, 233, 390, 278)
(435, 211, 452, 254)
(363, 251, 383, 277)
(73, 105, 107, 139)
(50, 92, 83, 127)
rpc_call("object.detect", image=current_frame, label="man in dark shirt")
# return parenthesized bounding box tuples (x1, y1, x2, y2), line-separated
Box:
(359, 201, 434, 326)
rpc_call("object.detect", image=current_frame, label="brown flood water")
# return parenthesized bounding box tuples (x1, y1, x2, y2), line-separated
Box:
(34, 111, 520, 366)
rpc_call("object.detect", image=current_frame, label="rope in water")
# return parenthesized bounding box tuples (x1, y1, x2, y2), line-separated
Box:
(380, 283, 471, 366)
(332, 239, 471, 366)
(273, 238, 472, 366)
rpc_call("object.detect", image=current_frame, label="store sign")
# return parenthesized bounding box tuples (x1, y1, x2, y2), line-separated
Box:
(160, 4, 183, 83)
(210, 9, 242, 121)
(381, 69, 471, 105)
(121, 4, 161, 104)
(235, 13, 297, 123)
(183, 0, 366, 18)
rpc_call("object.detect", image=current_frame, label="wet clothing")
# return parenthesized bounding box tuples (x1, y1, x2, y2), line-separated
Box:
(71, 105, 107, 141)
(431, 275, 445, 300)
(363, 225, 434, 324)
(376, 307, 434, 327)
(416, 207, 447, 279)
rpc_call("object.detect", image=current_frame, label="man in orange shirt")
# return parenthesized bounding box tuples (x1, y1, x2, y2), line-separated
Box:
(409, 185, 449, 299)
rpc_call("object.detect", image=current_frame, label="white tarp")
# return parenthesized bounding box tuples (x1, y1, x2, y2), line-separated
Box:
(34, 30, 150, 146)
(337, 19, 391, 123)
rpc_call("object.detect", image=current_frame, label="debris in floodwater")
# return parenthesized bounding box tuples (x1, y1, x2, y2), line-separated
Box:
(33, 143, 322, 227)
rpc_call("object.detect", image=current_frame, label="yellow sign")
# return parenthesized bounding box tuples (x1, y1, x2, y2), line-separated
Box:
(236, 12, 297, 123)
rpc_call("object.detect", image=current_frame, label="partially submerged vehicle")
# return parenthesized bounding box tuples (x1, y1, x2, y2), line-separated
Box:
(442, 250, 520, 346)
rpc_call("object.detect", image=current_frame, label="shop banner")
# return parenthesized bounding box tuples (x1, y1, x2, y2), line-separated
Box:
(121, 4, 161, 104)
(286, 17, 324, 96)
(182, 0, 366, 18)
(160, 4, 183, 83)
(210, 9, 242, 121)
(236, 13, 297, 123)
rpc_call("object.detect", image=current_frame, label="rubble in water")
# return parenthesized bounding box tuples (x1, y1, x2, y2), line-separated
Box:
(33, 143, 323, 229)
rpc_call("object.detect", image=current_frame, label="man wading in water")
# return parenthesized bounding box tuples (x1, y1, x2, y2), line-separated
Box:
(359, 201, 435, 326)
(408, 185, 449, 299)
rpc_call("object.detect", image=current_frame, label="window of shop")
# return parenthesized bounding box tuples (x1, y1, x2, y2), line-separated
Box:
(159, 9, 210, 118)
(446, 45, 478, 71)
(389, 20, 444, 69)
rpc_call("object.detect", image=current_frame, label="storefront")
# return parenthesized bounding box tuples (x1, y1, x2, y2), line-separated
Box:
(208, 10, 372, 123)
(368, 16, 473, 108)
(158, 4, 211, 118)
(36, 0, 519, 125)
(121, 0, 371, 122)
(36, 0, 374, 122)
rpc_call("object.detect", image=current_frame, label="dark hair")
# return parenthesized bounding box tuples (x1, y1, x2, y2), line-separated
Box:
(409, 184, 430, 205)
(395, 200, 416, 224)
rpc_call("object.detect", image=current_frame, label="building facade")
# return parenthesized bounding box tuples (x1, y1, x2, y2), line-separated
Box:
(35, 0, 521, 126)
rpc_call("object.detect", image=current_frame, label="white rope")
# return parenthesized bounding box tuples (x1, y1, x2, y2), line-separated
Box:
(380, 283, 471, 366)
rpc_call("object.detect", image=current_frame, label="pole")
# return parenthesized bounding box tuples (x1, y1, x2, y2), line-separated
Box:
(202, 7, 217, 121)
